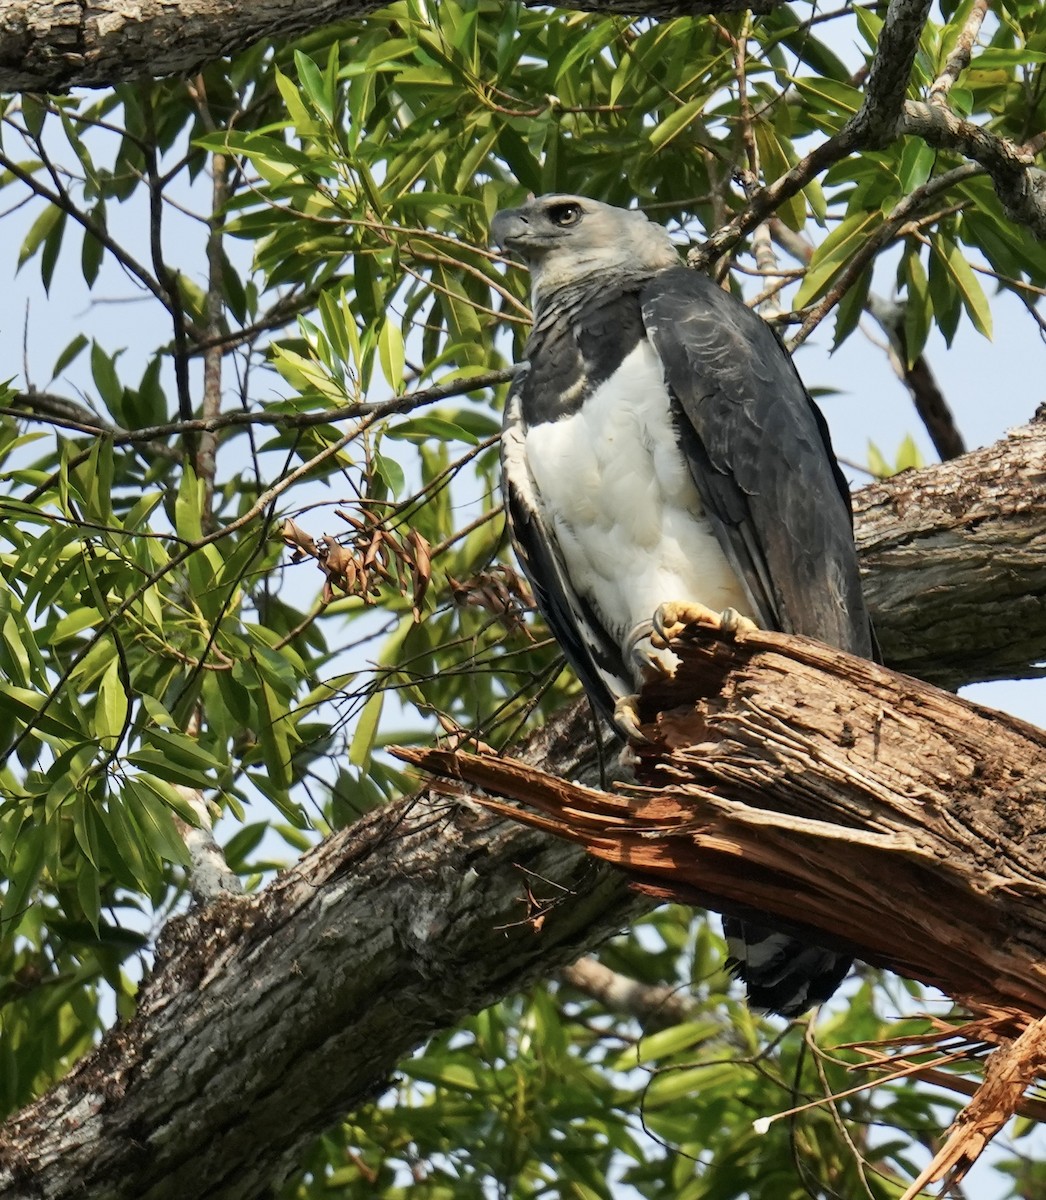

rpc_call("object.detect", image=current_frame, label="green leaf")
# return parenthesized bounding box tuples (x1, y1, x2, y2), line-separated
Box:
(18, 205, 64, 271)
(75, 858, 102, 933)
(175, 462, 205, 542)
(274, 67, 321, 138)
(897, 138, 936, 195)
(0, 686, 86, 743)
(51, 333, 89, 380)
(648, 98, 705, 152)
(104, 792, 159, 892)
(902, 249, 933, 366)
(378, 317, 406, 393)
(1, 823, 46, 927)
(753, 122, 805, 232)
(94, 658, 128, 747)
(927, 234, 967, 345)
(90, 341, 124, 420)
(125, 779, 191, 866)
(255, 678, 293, 790)
(866, 440, 890, 478)
(349, 690, 383, 769)
(794, 209, 880, 308)
(972, 47, 1046, 69)
(895, 433, 924, 473)
(142, 728, 224, 772)
(610, 1021, 722, 1070)
(941, 237, 993, 338)
(125, 749, 214, 789)
(373, 451, 405, 497)
(293, 51, 334, 124)
(386, 415, 479, 445)
(832, 263, 872, 350)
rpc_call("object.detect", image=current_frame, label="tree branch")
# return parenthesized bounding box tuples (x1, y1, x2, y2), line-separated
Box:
(854, 416, 1046, 687)
(407, 626, 1046, 1018)
(898, 101, 1046, 240)
(0, 419, 1043, 1198)
(864, 293, 967, 461)
(3, 369, 518, 445)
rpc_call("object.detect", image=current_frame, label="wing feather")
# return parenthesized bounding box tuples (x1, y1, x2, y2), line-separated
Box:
(640, 268, 874, 657)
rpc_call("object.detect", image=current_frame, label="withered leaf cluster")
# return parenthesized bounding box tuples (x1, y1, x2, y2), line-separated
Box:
(281, 511, 431, 621)
(446, 564, 534, 638)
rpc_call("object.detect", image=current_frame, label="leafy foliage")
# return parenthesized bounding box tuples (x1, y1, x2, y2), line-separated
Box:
(1, 0, 1044, 1193)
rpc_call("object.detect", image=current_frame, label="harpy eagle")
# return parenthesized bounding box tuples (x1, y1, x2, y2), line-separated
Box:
(492, 194, 876, 1016)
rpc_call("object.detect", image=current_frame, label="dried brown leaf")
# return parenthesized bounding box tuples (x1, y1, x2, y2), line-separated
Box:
(280, 518, 318, 561)
(408, 529, 431, 622)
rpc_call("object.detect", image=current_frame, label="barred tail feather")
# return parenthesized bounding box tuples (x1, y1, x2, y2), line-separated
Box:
(723, 917, 851, 1017)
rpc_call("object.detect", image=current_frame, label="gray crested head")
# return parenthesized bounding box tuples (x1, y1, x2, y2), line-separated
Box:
(491, 194, 679, 307)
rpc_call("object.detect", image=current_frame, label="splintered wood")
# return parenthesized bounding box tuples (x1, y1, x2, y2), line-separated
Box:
(397, 622, 1046, 1194)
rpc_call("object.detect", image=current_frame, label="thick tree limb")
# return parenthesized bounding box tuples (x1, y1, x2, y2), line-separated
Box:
(855, 417, 1046, 688)
(407, 627, 1046, 1016)
(0, 0, 388, 91)
(0, 704, 645, 1200)
(899, 100, 1046, 240)
(0, 420, 1042, 1199)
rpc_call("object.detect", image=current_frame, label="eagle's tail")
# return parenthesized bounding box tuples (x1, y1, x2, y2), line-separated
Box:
(723, 917, 851, 1017)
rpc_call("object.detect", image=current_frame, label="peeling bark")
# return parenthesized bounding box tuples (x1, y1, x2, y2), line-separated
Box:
(0, 708, 642, 1200)
(407, 626, 1046, 1017)
(403, 622, 1046, 1195)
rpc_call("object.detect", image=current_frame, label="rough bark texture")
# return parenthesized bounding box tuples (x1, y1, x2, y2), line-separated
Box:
(408, 627, 1046, 1017)
(0, 704, 643, 1200)
(854, 417, 1046, 688)
(0, 0, 386, 91)
(0, 420, 1042, 1199)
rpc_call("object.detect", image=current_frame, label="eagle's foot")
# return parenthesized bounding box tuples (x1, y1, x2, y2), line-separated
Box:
(651, 602, 758, 647)
(613, 694, 653, 744)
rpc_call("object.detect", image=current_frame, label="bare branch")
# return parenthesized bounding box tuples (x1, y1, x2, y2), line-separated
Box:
(559, 956, 701, 1029)
(847, 0, 932, 146)
(770, 220, 966, 460)
(899, 101, 1046, 239)
(3, 368, 518, 446)
(864, 294, 967, 461)
(174, 787, 243, 902)
(929, 0, 989, 108)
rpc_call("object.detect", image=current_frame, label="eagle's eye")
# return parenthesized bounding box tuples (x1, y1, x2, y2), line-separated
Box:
(548, 203, 582, 227)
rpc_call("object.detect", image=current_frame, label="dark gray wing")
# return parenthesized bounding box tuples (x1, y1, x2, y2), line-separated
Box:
(642, 266, 871, 1015)
(640, 266, 874, 658)
(500, 378, 630, 726)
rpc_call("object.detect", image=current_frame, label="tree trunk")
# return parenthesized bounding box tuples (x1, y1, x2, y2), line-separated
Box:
(0, 421, 1042, 1197)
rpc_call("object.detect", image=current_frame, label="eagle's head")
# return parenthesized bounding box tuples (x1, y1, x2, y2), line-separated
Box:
(491, 194, 679, 306)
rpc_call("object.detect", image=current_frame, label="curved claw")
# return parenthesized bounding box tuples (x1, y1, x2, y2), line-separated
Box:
(719, 607, 759, 637)
(613, 694, 654, 744)
(626, 620, 675, 680)
(625, 618, 656, 669)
